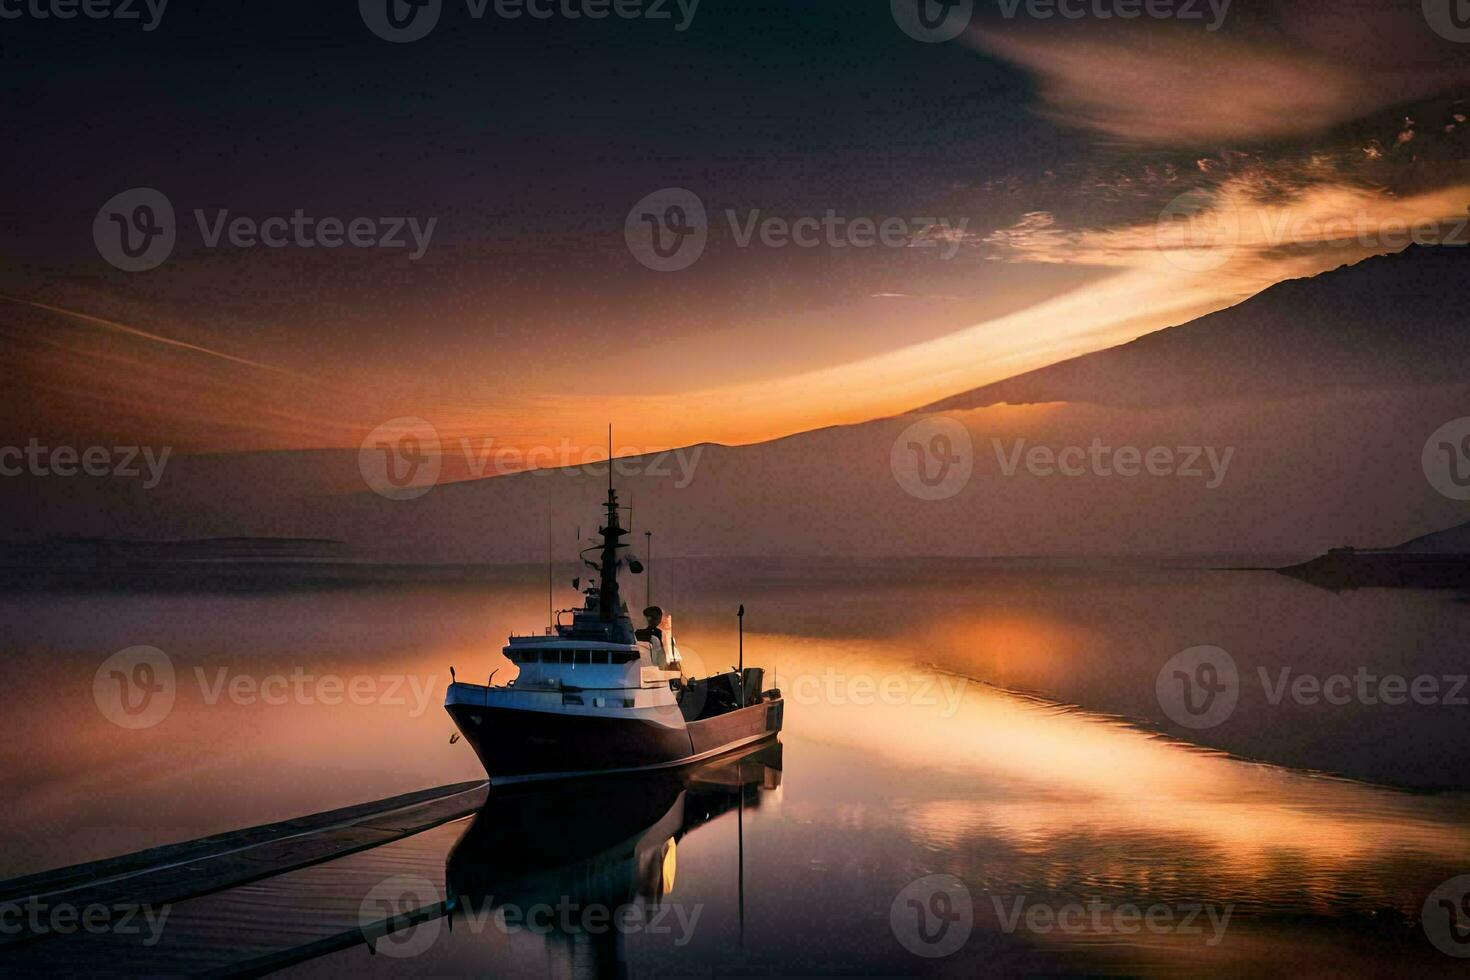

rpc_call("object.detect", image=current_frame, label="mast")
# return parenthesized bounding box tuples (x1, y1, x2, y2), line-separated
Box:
(597, 424, 627, 623)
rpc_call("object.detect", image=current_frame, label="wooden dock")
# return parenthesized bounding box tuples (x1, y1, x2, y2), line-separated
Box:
(0, 780, 487, 975)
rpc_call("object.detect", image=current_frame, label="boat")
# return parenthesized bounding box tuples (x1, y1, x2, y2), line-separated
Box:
(444, 478, 784, 784)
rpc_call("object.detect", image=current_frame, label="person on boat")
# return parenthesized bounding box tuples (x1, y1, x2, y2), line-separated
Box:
(638, 605, 684, 672)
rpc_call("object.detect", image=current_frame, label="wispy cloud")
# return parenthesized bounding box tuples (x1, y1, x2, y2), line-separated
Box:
(970, 16, 1470, 147)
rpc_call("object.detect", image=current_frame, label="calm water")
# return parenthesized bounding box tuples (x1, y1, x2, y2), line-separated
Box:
(3, 558, 1469, 974)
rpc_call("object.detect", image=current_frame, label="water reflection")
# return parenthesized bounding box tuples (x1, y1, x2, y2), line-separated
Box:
(444, 741, 782, 977)
(766, 639, 1470, 925)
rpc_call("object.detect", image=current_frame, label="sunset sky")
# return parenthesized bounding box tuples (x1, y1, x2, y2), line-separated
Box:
(3, 1, 1469, 460)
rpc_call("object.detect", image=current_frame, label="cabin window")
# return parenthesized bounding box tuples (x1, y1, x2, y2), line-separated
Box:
(562, 694, 583, 705)
(560, 650, 574, 664)
(592, 651, 609, 665)
(612, 651, 639, 664)
(573, 650, 590, 665)
(518, 650, 539, 664)
(622, 698, 635, 707)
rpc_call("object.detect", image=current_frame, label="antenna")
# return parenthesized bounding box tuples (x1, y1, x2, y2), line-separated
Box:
(645, 530, 653, 607)
(607, 423, 613, 495)
(546, 512, 553, 633)
(737, 604, 745, 704)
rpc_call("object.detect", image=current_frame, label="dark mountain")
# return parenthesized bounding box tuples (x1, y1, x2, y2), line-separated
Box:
(6, 247, 1470, 564)
(922, 244, 1470, 411)
(1387, 517, 1470, 554)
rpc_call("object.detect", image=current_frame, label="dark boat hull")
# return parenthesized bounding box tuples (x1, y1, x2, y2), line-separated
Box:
(446, 697, 783, 785)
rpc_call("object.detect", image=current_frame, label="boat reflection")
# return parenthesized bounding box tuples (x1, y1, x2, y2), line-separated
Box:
(444, 741, 782, 977)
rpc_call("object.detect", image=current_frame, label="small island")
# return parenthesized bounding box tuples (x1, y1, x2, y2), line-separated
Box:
(1278, 519, 1470, 590)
